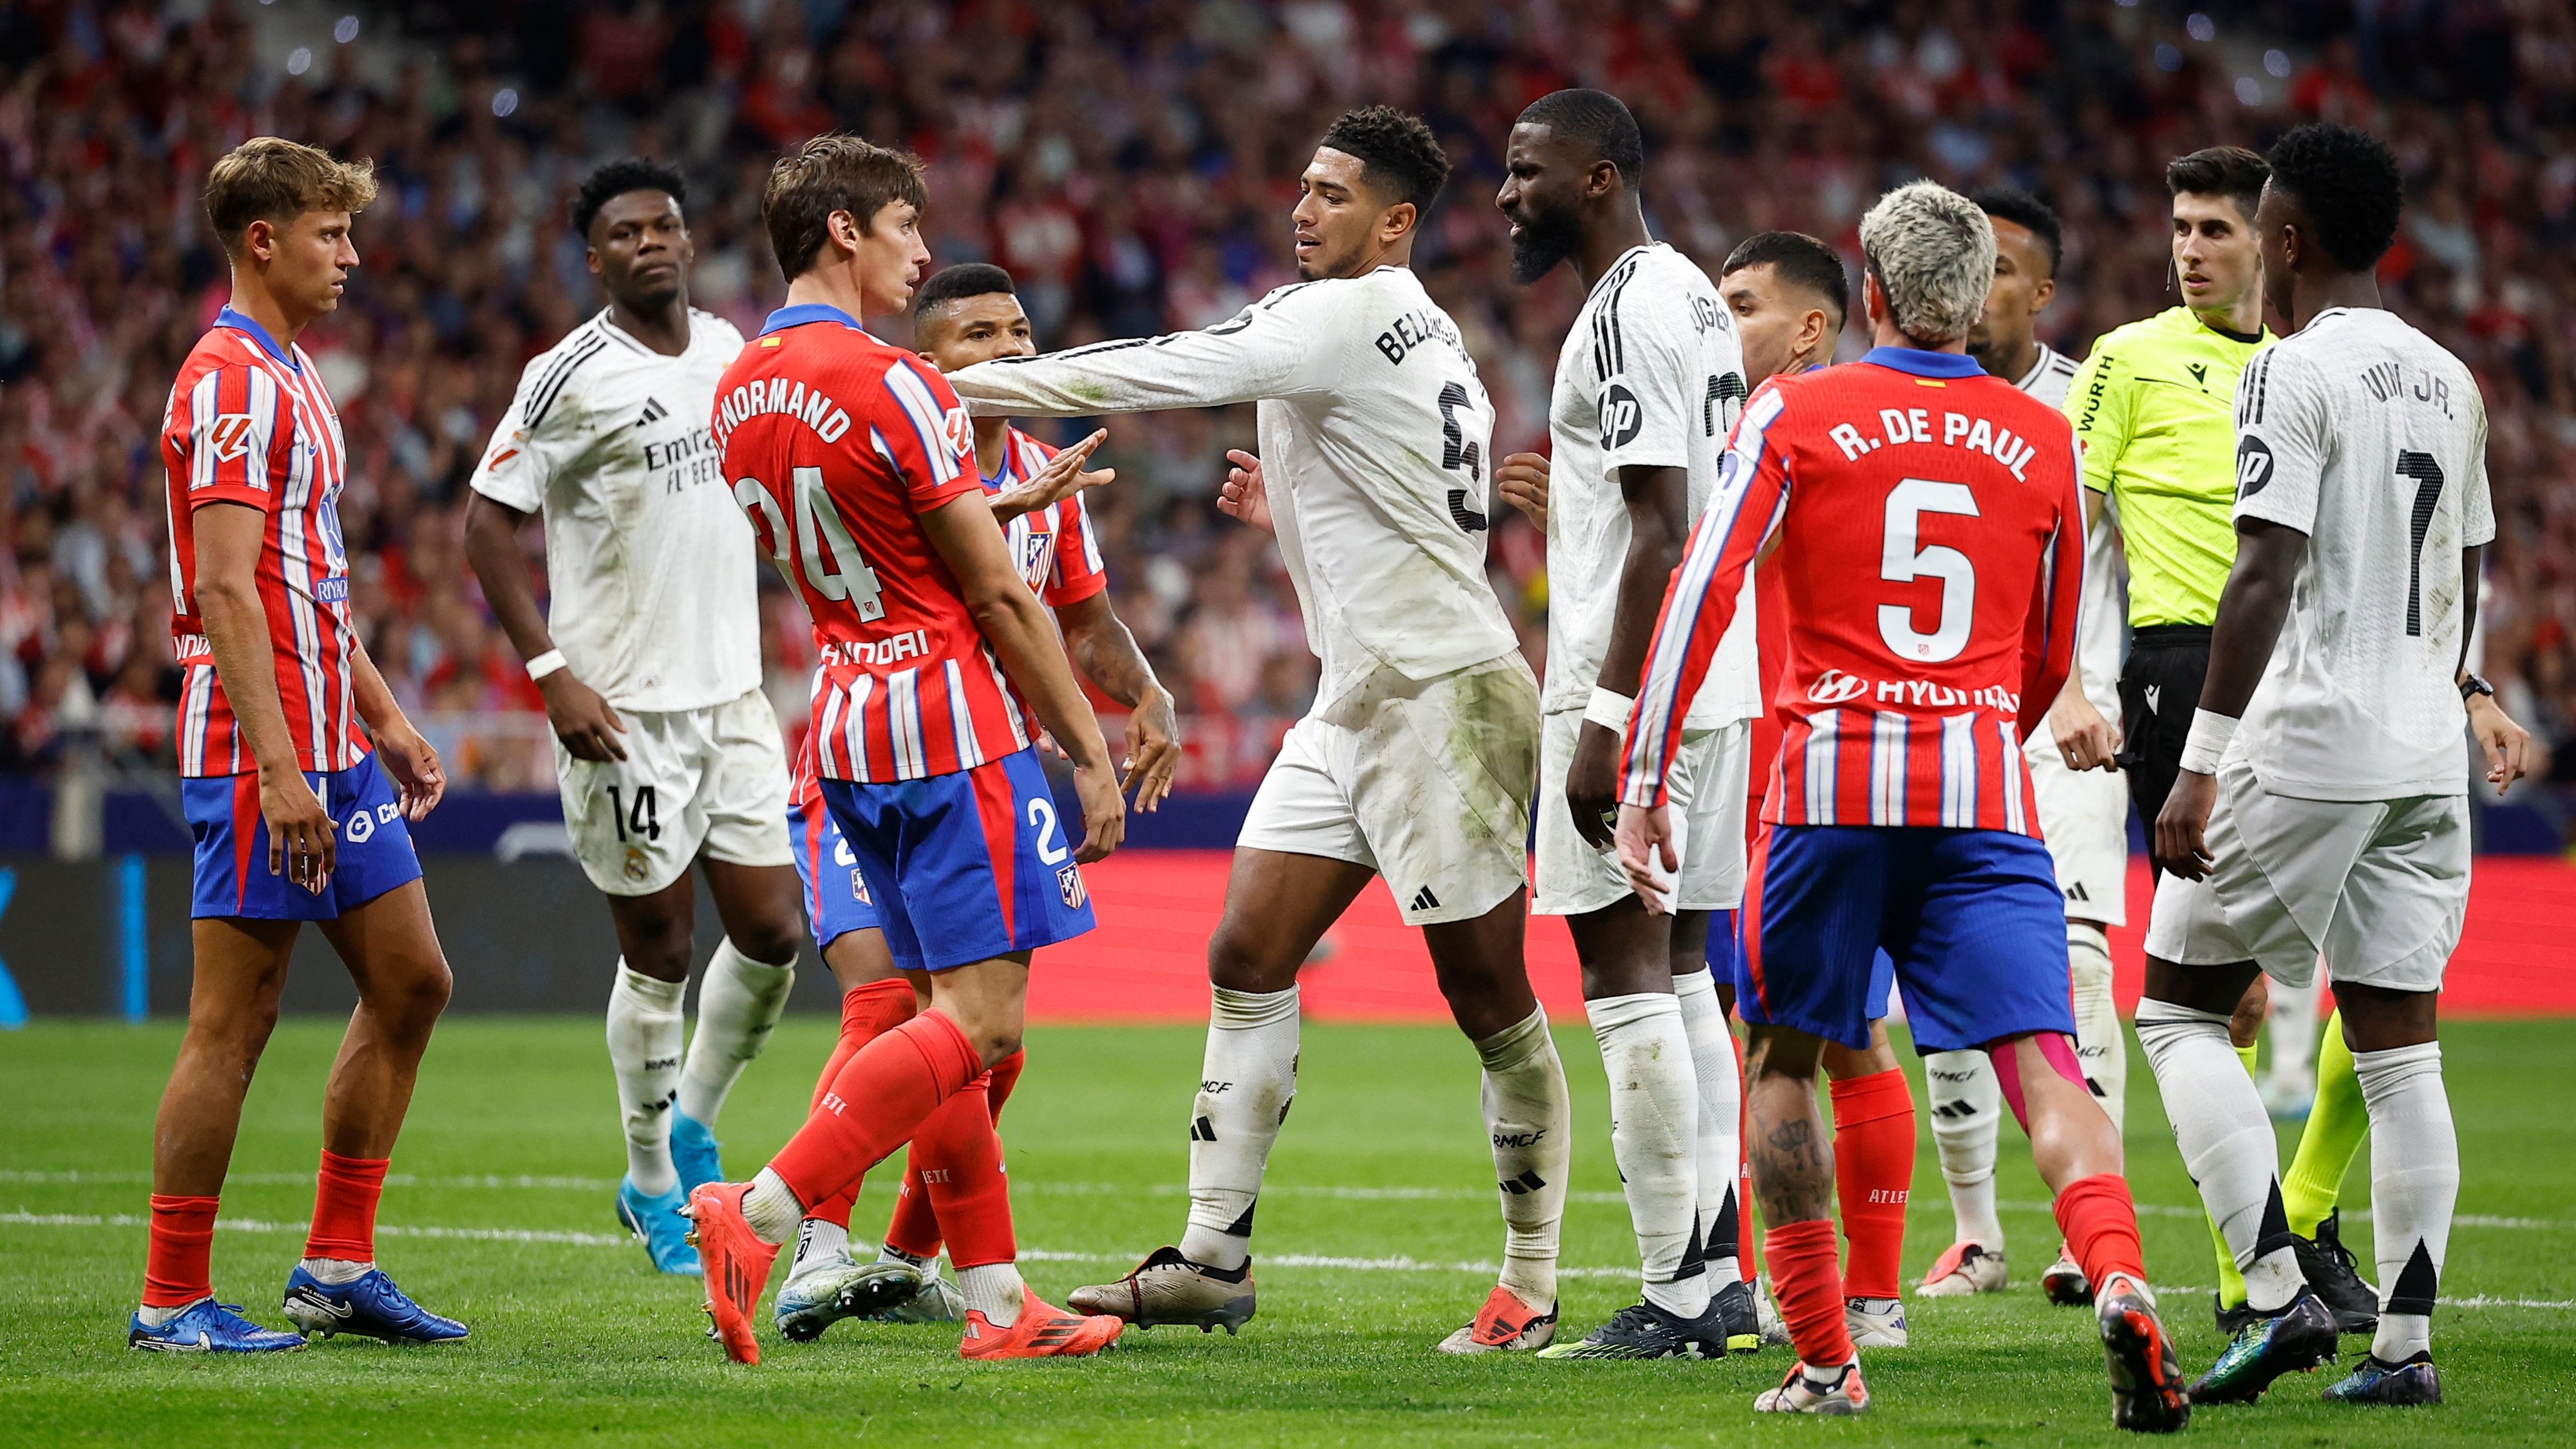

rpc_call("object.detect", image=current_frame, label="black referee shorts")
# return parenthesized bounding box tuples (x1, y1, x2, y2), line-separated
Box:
(2116, 624, 2212, 860)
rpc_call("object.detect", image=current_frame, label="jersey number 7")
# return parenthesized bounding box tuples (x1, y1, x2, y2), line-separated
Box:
(735, 467, 887, 621)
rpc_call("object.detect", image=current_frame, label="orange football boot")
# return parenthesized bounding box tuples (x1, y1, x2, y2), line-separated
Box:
(957, 1286, 1126, 1360)
(684, 1182, 782, 1364)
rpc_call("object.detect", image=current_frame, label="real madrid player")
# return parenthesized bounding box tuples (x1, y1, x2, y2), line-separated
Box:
(465, 159, 804, 1277)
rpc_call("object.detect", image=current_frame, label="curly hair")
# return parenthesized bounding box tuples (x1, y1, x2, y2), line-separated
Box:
(2266, 124, 2405, 273)
(1858, 181, 1995, 345)
(572, 157, 688, 240)
(1316, 105, 1451, 213)
(1516, 88, 1647, 188)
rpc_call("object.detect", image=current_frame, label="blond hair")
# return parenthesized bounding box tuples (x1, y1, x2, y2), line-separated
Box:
(1857, 180, 1995, 345)
(204, 137, 378, 257)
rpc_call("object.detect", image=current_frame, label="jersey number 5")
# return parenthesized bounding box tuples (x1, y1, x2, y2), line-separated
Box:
(1877, 477, 1980, 664)
(735, 468, 887, 621)
(1436, 382, 1488, 532)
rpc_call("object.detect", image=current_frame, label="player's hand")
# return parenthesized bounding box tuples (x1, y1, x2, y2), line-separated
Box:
(1122, 686, 1181, 813)
(1565, 720, 1624, 850)
(2152, 769, 2218, 881)
(1497, 452, 1550, 531)
(1070, 755, 1126, 863)
(1615, 801, 1678, 914)
(2051, 692, 2121, 772)
(1217, 450, 1272, 532)
(259, 765, 336, 893)
(372, 720, 449, 822)
(2467, 692, 2531, 797)
(992, 430, 1112, 522)
(540, 671, 628, 762)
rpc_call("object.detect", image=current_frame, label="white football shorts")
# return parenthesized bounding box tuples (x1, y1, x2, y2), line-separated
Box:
(1534, 712, 1748, 916)
(2025, 714, 2131, 928)
(557, 687, 794, 896)
(1237, 654, 1539, 927)
(2142, 758, 2468, 993)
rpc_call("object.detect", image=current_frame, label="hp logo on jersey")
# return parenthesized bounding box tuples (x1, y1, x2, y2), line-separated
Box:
(2236, 434, 2274, 498)
(1598, 383, 1643, 450)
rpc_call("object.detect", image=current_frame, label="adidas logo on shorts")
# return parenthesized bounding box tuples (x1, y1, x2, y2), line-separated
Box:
(1409, 886, 1441, 913)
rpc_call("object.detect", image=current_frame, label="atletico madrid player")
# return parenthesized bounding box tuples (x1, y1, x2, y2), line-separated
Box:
(1616, 181, 2188, 1430)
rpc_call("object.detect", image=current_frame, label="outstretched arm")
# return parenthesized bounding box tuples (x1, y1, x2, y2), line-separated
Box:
(947, 287, 1342, 418)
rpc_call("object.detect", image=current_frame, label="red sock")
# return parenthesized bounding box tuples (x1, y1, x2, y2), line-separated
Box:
(144, 1194, 220, 1307)
(304, 1151, 389, 1262)
(1828, 1068, 1915, 1301)
(770, 1012, 982, 1211)
(2053, 1172, 2149, 1291)
(1766, 1220, 1854, 1366)
(907, 1074, 1017, 1268)
(884, 1048, 1023, 1258)
(804, 980, 918, 1230)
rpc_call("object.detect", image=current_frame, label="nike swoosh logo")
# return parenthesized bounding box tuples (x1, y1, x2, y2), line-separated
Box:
(294, 1290, 354, 1319)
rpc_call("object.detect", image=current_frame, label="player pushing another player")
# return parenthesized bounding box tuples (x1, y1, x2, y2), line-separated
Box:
(132, 138, 466, 1352)
(1616, 181, 2190, 1430)
(684, 135, 1132, 1364)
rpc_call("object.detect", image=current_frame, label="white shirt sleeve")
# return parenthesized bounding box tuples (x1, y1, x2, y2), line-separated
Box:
(468, 349, 594, 514)
(2231, 347, 2324, 537)
(947, 280, 1354, 417)
(2464, 387, 2496, 549)
(1597, 286, 1697, 473)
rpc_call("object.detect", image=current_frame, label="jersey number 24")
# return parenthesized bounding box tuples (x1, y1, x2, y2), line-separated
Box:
(735, 467, 887, 621)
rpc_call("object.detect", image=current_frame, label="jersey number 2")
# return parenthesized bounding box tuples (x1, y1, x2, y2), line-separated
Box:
(1877, 478, 1980, 664)
(2396, 450, 2444, 638)
(735, 467, 887, 621)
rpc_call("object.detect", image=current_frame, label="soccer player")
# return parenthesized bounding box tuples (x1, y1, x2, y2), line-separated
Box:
(2140, 122, 2530, 1409)
(132, 137, 466, 1351)
(1921, 187, 2132, 1305)
(949, 107, 1574, 1352)
(1489, 89, 1759, 1361)
(463, 158, 806, 1278)
(769, 261, 1179, 1340)
(1617, 181, 2189, 1429)
(683, 135, 1130, 1365)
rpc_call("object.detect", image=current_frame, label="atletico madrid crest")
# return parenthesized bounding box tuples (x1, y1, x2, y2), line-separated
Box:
(1057, 864, 1086, 909)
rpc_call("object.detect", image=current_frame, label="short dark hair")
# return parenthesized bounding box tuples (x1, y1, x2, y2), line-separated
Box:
(1968, 185, 2063, 278)
(913, 263, 1016, 326)
(2166, 145, 2269, 219)
(572, 157, 688, 242)
(1515, 88, 1646, 189)
(761, 134, 929, 282)
(1315, 105, 1451, 213)
(1720, 230, 1850, 327)
(204, 137, 377, 258)
(2265, 123, 2405, 272)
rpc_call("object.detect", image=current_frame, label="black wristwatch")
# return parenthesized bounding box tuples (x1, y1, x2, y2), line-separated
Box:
(2460, 672, 2495, 702)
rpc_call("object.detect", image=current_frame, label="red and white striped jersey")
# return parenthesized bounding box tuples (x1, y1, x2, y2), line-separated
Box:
(1622, 347, 2082, 836)
(160, 307, 366, 778)
(988, 427, 1108, 607)
(715, 303, 1031, 782)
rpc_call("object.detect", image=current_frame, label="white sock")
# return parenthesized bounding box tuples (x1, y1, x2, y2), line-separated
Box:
(135, 1297, 208, 1327)
(742, 1166, 801, 1246)
(607, 963, 687, 1196)
(2354, 1041, 2455, 1364)
(2068, 924, 2127, 1137)
(2136, 997, 2302, 1311)
(1178, 984, 1299, 1272)
(1925, 1047, 2006, 1249)
(881, 1242, 932, 1269)
(297, 1256, 373, 1285)
(675, 939, 798, 1129)
(1589, 992, 1707, 1319)
(959, 1262, 1024, 1327)
(1476, 1004, 1572, 1309)
(2266, 974, 2322, 1095)
(1671, 969, 1744, 1280)
(790, 1216, 849, 1277)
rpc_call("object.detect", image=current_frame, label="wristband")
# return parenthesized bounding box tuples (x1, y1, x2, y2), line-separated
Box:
(1584, 686, 1636, 734)
(2177, 708, 2239, 775)
(525, 648, 568, 682)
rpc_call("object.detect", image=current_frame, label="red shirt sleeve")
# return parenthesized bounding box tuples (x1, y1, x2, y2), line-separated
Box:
(874, 355, 983, 513)
(179, 362, 288, 513)
(2017, 432, 2086, 739)
(1042, 491, 1110, 606)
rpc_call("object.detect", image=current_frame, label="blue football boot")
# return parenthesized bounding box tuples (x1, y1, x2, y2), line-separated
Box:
(129, 1298, 306, 1353)
(616, 1175, 702, 1274)
(281, 1265, 469, 1343)
(669, 1112, 725, 1196)
(2190, 1289, 2337, 1403)
(2323, 1353, 2442, 1406)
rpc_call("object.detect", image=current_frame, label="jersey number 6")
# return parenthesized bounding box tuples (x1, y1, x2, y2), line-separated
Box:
(1877, 477, 1980, 664)
(735, 467, 887, 621)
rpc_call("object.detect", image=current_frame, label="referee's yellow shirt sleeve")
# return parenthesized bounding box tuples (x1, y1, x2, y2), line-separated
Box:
(2064, 344, 2129, 497)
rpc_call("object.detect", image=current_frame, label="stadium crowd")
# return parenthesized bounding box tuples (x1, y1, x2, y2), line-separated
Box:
(3, 0, 2574, 798)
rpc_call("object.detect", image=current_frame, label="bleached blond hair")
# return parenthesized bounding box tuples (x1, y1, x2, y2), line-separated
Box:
(1857, 180, 1996, 345)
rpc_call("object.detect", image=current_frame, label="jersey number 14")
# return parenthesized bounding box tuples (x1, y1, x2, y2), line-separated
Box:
(735, 467, 887, 621)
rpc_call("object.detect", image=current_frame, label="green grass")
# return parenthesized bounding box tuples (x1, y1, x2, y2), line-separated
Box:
(3, 1016, 2573, 1446)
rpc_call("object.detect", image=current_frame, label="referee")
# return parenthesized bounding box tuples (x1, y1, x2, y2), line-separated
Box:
(2065, 146, 2274, 853)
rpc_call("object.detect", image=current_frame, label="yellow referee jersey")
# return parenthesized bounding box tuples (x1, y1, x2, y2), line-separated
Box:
(2064, 306, 2272, 628)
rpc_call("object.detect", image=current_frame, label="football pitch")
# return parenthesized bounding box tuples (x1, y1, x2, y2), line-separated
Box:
(4, 1017, 2573, 1447)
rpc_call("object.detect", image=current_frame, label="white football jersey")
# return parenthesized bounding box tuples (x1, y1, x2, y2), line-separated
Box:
(2019, 342, 2122, 718)
(470, 309, 759, 714)
(949, 267, 1520, 707)
(2230, 307, 2494, 801)
(1544, 243, 1759, 729)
